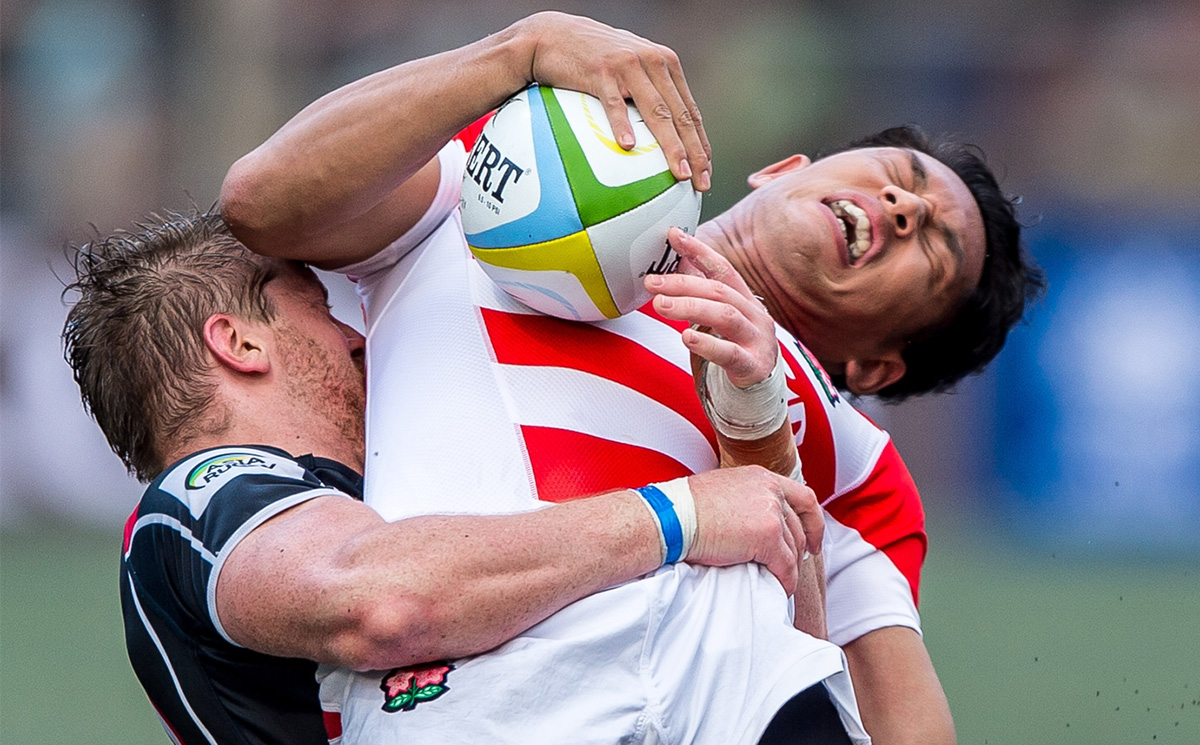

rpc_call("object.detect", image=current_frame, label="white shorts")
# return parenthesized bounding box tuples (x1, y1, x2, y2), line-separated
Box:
(320, 563, 869, 745)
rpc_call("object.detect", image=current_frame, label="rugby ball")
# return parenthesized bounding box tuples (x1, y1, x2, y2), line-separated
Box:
(460, 85, 702, 321)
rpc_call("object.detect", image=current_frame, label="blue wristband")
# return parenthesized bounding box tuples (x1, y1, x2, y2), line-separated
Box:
(635, 484, 685, 563)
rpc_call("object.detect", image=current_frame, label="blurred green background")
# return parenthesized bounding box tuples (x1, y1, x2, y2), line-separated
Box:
(3, 0, 1199, 742)
(4, 514, 1197, 744)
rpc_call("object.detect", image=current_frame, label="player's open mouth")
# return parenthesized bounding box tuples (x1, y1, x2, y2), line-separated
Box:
(829, 199, 872, 264)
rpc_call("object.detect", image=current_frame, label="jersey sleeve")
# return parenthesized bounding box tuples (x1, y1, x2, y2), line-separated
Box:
(821, 440, 927, 646)
(123, 447, 353, 645)
(777, 334, 928, 647)
(335, 137, 472, 284)
(121, 447, 350, 745)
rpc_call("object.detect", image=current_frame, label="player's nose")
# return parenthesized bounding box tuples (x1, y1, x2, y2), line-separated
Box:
(880, 185, 925, 239)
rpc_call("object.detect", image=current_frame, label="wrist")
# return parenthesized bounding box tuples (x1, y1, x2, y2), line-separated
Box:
(700, 354, 789, 441)
(715, 422, 797, 475)
(632, 478, 697, 566)
(494, 14, 545, 87)
(454, 24, 534, 118)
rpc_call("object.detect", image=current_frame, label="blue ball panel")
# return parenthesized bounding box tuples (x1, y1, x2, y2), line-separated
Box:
(464, 86, 584, 248)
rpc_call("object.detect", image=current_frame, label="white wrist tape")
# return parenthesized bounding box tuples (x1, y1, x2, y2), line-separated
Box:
(700, 354, 790, 440)
(633, 477, 697, 565)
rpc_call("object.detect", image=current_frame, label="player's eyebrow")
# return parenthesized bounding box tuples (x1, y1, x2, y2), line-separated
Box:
(907, 150, 964, 271)
(907, 149, 928, 190)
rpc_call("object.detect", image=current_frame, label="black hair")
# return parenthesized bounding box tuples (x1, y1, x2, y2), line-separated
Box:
(822, 125, 1046, 400)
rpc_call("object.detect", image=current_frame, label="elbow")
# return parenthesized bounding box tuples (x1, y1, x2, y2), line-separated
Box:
(324, 593, 445, 672)
(219, 155, 293, 259)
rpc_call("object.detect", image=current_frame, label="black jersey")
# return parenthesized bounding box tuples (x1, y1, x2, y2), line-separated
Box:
(120, 445, 363, 745)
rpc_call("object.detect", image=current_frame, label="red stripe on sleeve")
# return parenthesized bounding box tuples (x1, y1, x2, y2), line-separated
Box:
(149, 700, 185, 745)
(452, 112, 496, 151)
(521, 426, 694, 502)
(481, 308, 717, 453)
(323, 710, 343, 740)
(823, 440, 927, 605)
(123, 503, 140, 554)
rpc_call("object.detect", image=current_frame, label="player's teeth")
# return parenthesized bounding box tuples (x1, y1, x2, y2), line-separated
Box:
(830, 200, 871, 262)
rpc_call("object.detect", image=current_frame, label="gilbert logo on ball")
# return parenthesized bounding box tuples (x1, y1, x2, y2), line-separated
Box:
(461, 85, 702, 321)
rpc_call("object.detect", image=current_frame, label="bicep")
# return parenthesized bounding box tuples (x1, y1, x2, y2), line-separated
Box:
(222, 155, 443, 270)
(843, 626, 955, 745)
(214, 495, 383, 660)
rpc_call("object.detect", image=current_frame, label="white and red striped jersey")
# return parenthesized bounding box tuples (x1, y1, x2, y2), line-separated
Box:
(324, 138, 923, 744)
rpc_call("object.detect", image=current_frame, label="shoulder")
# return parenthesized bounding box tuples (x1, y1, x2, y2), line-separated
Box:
(775, 331, 899, 500)
(340, 142, 470, 285)
(129, 446, 359, 557)
(149, 446, 319, 516)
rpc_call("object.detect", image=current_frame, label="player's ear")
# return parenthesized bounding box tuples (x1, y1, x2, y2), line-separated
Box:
(747, 155, 811, 189)
(203, 314, 271, 374)
(843, 352, 906, 396)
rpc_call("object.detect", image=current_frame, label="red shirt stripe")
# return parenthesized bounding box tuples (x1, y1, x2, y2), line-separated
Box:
(482, 308, 718, 453)
(453, 113, 496, 152)
(823, 440, 927, 603)
(480, 302, 925, 604)
(323, 710, 343, 740)
(521, 426, 694, 502)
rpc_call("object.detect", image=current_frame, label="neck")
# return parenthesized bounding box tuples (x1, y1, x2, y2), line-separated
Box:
(697, 214, 815, 346)
(167, 427, 364, 475)
(163, 395, 365, 475)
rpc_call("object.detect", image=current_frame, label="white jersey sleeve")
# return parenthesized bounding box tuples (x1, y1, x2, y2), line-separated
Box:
(334, 140, 468, 316)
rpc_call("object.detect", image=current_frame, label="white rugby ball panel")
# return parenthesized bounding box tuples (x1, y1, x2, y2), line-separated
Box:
(461, 87, 579, 247)
(462, 84, 701, 321)
(549, 87, 672, 187)
(587, 182, 704, 315)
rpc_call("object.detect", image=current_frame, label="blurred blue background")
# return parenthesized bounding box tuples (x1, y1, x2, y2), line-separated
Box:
(995, 220, 1200, 550)
(2, 0, 1198, 742)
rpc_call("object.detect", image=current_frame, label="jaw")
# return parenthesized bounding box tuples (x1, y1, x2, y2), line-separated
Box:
(702, 195, 897, 371)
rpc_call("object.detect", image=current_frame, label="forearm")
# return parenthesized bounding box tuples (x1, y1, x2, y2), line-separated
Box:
(714, 424, 828, 639)
(221, 491, 660, 671)
(224, 12, 713, 266)
(844, 626, 956, 745)
(220, 466, 817, 671)
(714, 420, 796, 474)
(330, 492, 662, 669)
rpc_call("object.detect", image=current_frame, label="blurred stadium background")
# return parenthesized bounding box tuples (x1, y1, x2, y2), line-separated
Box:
(2, 0, 1198, 742)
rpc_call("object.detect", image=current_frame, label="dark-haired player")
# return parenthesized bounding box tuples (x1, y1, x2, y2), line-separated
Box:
(63, 12, 840, 745)
(221, 10, 1042, 745)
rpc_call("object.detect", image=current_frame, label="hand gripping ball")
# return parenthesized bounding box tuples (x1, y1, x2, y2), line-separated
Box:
(460, 85, 702, 321)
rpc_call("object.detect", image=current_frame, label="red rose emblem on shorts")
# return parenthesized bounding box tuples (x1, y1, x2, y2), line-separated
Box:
(380, 662, 454, 712)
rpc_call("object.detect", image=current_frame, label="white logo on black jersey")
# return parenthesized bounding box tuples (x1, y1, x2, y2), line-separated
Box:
(162, 448, 308, 518)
